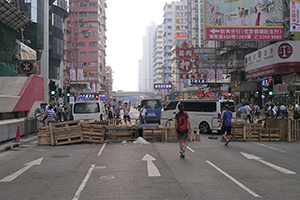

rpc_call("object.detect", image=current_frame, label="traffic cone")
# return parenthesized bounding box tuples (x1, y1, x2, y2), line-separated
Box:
(195, 126, 201, 141)
(15, 125, 21, 142)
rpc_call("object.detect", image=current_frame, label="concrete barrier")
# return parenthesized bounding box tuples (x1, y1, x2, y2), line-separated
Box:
(0, 117, 37, 143)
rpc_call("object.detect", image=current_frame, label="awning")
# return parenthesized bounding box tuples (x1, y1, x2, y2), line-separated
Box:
(0, 0, 31, 31)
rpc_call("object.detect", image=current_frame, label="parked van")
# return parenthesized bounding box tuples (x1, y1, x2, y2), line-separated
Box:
(73, 101, 106, 122)
(161, 99, 235, 134)
(140, 99, 162, 124)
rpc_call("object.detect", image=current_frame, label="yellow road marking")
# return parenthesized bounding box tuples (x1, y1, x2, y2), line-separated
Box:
(0, 151, 11, 157)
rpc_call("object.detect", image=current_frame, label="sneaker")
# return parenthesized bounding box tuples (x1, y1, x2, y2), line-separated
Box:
(225, 139, 230, 146)
(180, 150, 185, 158)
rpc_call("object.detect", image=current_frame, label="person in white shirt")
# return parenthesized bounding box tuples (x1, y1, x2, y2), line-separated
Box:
(245, 103, 252, 123)
(140, 104, 147, 124)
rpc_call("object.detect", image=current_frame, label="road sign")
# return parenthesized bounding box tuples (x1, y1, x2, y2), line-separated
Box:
(19, 60, 36, 74)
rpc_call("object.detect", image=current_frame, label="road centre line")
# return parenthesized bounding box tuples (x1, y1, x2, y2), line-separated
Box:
(72, 164, 95, 200)
(97, 143, 106, 156)
(253, 142, 287, 153)
(0, 151, 10, 157)
(187, 146, 195, 152)
(206, 160, 261, 198)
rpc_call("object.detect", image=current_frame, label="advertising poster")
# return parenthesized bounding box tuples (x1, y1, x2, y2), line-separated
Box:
(205, 0, 284, 40)
(290, 0, 300, 32)
(70, 67, 76, 81)
(77, 67, 84, 80)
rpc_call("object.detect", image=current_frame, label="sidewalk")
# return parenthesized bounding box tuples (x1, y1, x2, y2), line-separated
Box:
(0, 134, 38, 153)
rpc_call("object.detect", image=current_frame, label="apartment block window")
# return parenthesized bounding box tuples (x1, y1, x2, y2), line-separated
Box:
(89, 42, 97, 46)
(67, 21, 71, 27)
(66, 30, 71, 37)
(67, 42, 71, 47)
(89, 2, 97, 7)
(90, 32, 97, 37)
(79, 42, 86, 47)
(89, 22, 98, 27)
(79, 62, 87, 67)
(89, 72, 97, 77)
(89, 12, 97, 17)
(79, 2, 87, 7)
(89, 52, 97, 57)
(79, 52, 87, 57)
(89, 61, 97, 66)
(66, 51, 71, 57)
(79, 22, 87, 27)
(79, 12, 87, 17)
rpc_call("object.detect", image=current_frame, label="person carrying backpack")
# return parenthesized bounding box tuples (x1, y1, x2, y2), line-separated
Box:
(175, 103, 192, 158)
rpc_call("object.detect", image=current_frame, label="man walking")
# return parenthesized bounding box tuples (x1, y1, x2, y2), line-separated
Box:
(45, 105, 56, 125)
(123, 102, 131, 124)
(220, 104, 232, 146)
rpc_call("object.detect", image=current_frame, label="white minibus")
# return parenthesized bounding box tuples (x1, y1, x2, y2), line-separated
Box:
(161, 99, 236, 134)
(72, 101, 106, 122)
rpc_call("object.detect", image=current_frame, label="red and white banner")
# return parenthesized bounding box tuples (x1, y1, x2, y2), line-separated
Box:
(290, 0, 300, 32)
(245, 41, 300, 79)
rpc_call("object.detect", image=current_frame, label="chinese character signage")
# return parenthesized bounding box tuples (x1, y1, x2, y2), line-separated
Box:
(176, 41, 194, 73)
(205, 0, 284, 41)
(290, 0, 300, 32)
(154, 83, 172, 89)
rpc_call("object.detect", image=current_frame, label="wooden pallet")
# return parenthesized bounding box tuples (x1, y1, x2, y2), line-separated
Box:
(287, 119, 300, 142)
(244, 124, 262, 141)
(82, 131, 104, 143)
(105, 126, 134, 142)
(166, 128, 178, 142)
(37, 127, 51, 145)
(49, 121, 83, 145)
(231, 121, 246, 141)
(81, 124, 105, 132)
(143, 127, 165, 142)
(55, 134, 83, 145)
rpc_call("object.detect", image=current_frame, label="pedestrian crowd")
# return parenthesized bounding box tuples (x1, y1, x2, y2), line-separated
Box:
(34, 102, 73, 126)
(237, 101, 300, 123)
(105, 101, 132, 124)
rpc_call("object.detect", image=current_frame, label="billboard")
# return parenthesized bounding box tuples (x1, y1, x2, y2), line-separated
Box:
(205, 0, 284, 41)
(290, 0, 300, 32)
(245, 41, 300, 79)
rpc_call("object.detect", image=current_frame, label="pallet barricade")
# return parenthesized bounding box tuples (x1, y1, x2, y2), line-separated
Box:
(287, 119, 300, 142)
(143, 127, 165, 142)
(231, 121, 246, 141)
(37, 126, 51, 145)
(51, 121, 83, 145)
(105, 125, 134, 142)
(81, 124, 105, 143)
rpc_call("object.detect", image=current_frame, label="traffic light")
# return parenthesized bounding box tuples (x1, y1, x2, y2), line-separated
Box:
(66, 87, 70, 97)
(268, 78, 273, 96)
(49, 80, 56, 96)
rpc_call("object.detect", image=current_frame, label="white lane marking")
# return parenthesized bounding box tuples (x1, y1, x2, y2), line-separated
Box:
(100, 175, 115, 180)
(0, 157, 43, 182)
(206, 160, 261, 198)
(95, 166, 106, 170)
(187, 146, 195, 153)
(72, 164, 95, 200)
(240, 152, 296, 175)
(253, 142, 287, 153)
(97, 143, 106, 156)
(142, 154, 161, 177)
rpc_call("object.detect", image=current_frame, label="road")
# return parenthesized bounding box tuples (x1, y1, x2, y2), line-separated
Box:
(0, 134, 299, 200)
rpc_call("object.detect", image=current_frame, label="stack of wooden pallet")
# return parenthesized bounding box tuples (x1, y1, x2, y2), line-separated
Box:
(231, 121, 246, 141)
(143, 127, 165, 142)
(244, 124, 262, 141)
(287, 120, 300, 142)
(81, 124, 105, 143)
(50, 121, 83, 145)
(37, 126, 51, 145)
(105, 125, 134, 142)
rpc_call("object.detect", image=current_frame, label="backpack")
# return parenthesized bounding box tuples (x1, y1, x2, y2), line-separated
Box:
(176, 112, 188, 133)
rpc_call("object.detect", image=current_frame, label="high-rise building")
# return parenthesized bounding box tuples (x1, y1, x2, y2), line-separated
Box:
(105, 65, 113, 96)
(64, 0, 107, 99)
(163, 0, 187, 91)
(140, 22, 156, 92)
(138, 59, 144, 92)
(153, 24, 164, 90)
(187, 0, 204, 48)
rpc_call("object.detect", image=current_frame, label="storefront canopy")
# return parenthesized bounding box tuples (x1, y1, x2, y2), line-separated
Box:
(0, 0, 31, 31)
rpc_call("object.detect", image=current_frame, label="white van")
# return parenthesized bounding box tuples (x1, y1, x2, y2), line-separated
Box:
(72, 101, 106, 122)
(161, 99, 236, 134)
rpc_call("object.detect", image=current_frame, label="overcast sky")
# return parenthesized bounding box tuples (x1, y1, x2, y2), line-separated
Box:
(106, 0, 169, 91)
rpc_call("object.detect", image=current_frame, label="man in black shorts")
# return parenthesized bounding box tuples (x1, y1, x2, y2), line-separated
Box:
(220, 104, 232, 146)
(123, 102, 131, 124)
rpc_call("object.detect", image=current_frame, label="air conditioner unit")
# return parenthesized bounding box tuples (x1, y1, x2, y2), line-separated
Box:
(80, 17, 83, 20)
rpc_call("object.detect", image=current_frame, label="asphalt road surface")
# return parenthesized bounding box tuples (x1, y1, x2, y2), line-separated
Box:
(0, 134, 299, 200)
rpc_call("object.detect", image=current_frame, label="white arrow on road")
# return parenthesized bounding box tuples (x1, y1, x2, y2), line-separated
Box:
(0, 157, 44, 182)
(142, 154, 161, 177)
(210, 28, 220, 34)
(240, 152, 296, 175)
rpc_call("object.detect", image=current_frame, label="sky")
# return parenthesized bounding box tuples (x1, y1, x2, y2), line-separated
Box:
(106, 0, 169, 91)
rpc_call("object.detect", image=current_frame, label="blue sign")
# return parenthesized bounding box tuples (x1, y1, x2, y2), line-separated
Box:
(119, 97, 136, 101)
